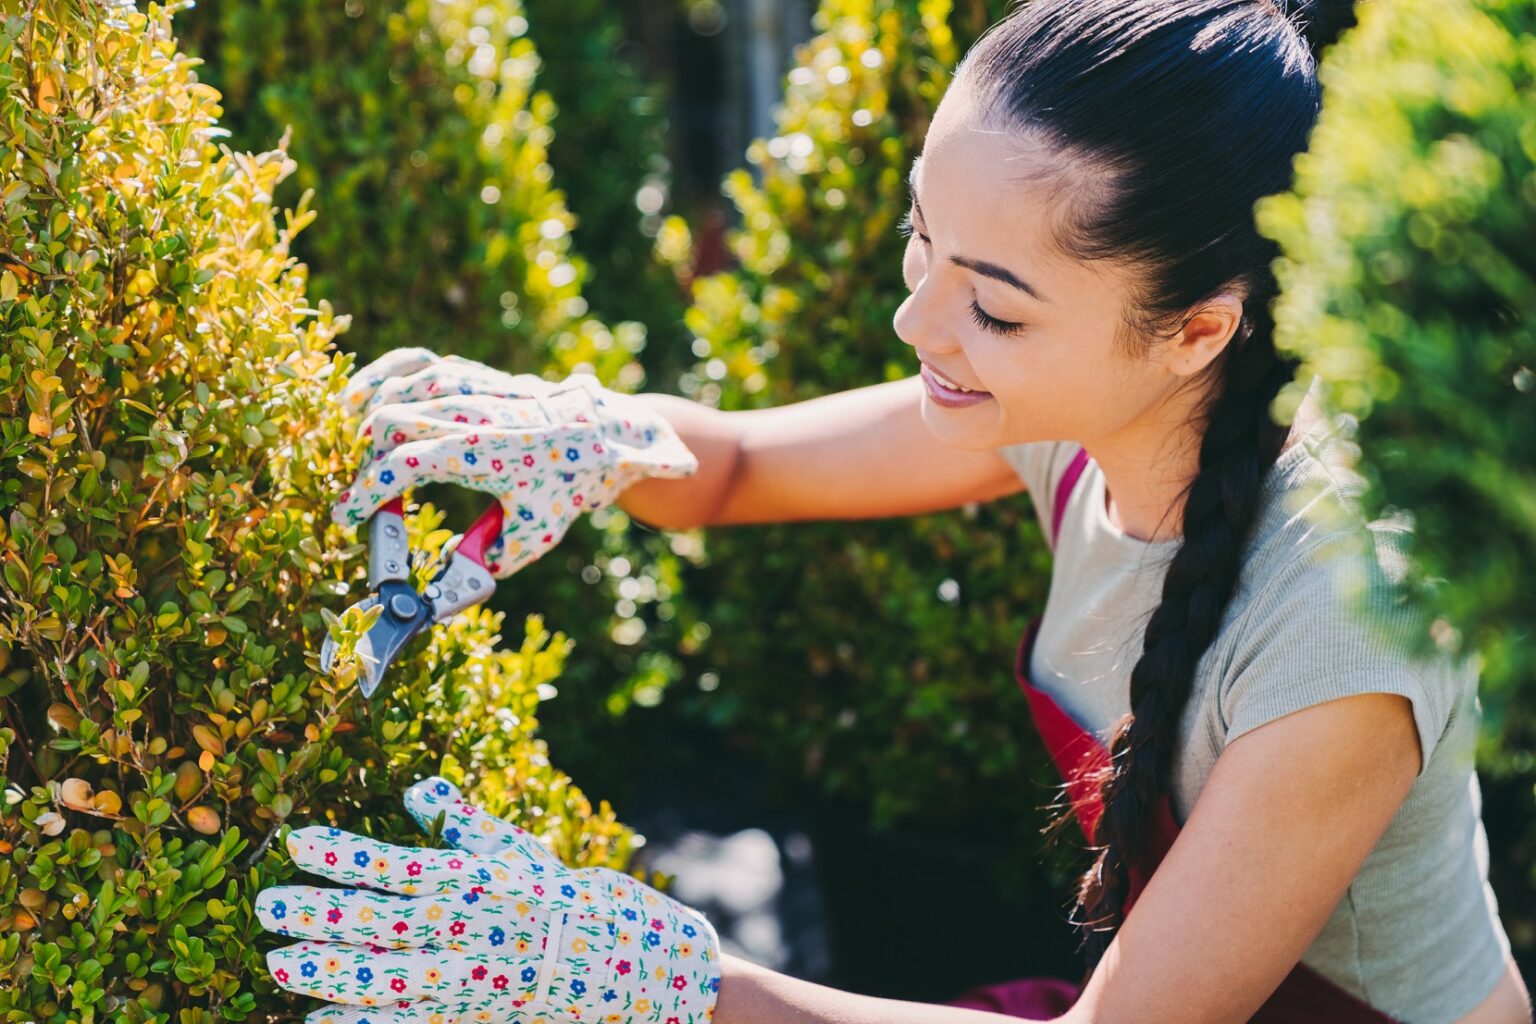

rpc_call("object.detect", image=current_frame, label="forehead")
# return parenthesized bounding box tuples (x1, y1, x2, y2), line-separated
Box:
(911, 86, 1083, 271)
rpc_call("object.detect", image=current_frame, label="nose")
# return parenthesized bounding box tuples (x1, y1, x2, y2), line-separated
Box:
(893, 280, 961, 356)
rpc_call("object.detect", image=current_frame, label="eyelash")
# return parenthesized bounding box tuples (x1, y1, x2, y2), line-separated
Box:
(966, 301, 1024, 336)
(897, 211, 1027, 337)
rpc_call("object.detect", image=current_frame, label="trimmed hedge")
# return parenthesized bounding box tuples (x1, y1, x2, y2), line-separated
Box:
(0, 4, 631, 1020)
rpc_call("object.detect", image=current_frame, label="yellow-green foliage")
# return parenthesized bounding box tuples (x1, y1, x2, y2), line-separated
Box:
(176, 0, 644, 385)
(177, 0, 701, 729)
(0, 4, 631, 1020)
(1257, 0, 1536, 727)
(649, 0, 1061, 842)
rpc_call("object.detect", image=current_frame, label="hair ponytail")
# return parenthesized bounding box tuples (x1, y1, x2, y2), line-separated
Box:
(1074, 291, 1299, 969)
(961, 0, 1357, 971)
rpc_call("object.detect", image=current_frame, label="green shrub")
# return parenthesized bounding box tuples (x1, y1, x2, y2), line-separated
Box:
(0, 4, 631, 1020)
(176, 0, 710, 766)
(1257, 0, 1535, 736)
(644, 0, 1061, 848)
(176, 0, 641, 384)
(1257, 0, 1535, 971)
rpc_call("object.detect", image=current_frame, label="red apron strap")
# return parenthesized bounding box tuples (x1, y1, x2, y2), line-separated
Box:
(1050, 446, 1090, 545)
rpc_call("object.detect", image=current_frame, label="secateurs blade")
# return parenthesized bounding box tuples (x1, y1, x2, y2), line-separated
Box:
(320, 497, 504, 697)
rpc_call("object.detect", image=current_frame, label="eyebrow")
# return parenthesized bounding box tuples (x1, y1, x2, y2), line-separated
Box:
(906, 155, 1049, 303)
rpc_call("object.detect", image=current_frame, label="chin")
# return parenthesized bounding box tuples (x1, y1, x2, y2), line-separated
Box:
(919, 404, 1001, 449)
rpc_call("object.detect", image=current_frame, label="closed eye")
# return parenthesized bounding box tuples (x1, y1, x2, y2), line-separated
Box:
(968, 301, 1025, 336)
(901, 210, 1026, 337)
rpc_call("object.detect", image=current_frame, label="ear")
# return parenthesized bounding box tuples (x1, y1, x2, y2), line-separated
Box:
(1164, 292, 1245, 378)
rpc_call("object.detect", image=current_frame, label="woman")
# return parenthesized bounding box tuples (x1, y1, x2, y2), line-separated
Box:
(259, 0, 1532, 1020)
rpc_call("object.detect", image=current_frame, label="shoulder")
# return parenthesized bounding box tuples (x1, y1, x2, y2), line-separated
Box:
(1213, 416, 1470, 780)
(1236, 414, 1417, 612)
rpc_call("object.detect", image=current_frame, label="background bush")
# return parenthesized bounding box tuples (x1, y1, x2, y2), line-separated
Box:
(520, 0, 691, 384)
(646, 0, 1069, 868)
(1257, 0, 1536, 955)
(1259, 0, 1534, 729)
(176, 0, 641, 383)
(0, 4, 634, 1020)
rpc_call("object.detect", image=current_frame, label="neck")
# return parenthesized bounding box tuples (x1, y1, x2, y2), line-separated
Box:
(1089, 404, 1204, 545)
(1089, 381, 1318, 545)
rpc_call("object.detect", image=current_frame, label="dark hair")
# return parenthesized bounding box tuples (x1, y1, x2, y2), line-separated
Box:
(958, 0, 1358, 973)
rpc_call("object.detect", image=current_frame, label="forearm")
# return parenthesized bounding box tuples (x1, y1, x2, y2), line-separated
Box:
(715, 955, 1052, 1024)
(615, 392, 742, 530)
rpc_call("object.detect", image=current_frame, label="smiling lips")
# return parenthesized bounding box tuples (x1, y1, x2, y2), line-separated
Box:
(919, 362, 994, 407)
(922, 361, 990, 395)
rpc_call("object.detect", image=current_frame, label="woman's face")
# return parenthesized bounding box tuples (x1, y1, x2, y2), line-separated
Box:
(894, 80, 1193, 452)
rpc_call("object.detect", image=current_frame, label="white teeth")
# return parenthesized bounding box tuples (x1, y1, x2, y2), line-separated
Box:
(932, 368, 980, 393)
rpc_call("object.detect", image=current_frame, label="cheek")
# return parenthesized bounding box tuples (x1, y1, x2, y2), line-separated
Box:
(987, 329, 1157, 440)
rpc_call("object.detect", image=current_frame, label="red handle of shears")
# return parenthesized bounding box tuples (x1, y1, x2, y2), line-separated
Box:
(454, 500, 504, 569)
(377, 496, 502, 568)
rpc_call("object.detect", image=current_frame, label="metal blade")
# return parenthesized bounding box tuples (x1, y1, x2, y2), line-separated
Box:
(319, 585, 432, 698)
(352, 581, 433, 698)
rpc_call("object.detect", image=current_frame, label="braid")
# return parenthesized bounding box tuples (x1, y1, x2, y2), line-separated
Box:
(1070, 293, 1301, 972)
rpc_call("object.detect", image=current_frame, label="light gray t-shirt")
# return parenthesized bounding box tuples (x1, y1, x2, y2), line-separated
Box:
(996, 418, 1513, 1023)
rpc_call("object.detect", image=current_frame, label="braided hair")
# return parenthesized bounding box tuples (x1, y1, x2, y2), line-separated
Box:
(959, 0, 1359, 972)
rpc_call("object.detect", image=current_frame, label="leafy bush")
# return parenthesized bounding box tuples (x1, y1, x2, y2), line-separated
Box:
(644, 0, 1061, 847)
(1257, 0, 1535, 738)
(0, 4, 632, 1020)
(178, 0, 706, 763)
(177, 0, 641, 384)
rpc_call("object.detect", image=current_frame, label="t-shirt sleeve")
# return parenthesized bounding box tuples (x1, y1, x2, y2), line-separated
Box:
(995, 440, 1072, 547)
(1219, 526, 1462, 780)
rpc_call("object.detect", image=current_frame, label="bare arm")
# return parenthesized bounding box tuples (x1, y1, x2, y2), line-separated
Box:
(717, 955, 1033, 1024)
(1062, 692, 1421, 1024)
(618, 374, 1025, 529)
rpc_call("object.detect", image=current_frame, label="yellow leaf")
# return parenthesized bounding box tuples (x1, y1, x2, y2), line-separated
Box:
(27, 412, 51, 436)
(187, 806, 221, 835)
(35, 73, 61, 115)
(192, 724, 225, 756)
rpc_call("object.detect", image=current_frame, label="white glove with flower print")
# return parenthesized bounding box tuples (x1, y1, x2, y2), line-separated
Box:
(256, 777, 721, 1024)
(332, 348, 698, 579)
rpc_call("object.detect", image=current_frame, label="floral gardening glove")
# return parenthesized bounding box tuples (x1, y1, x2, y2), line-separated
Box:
(332, 347, 698, 578)
(256, 776, 721, 1024)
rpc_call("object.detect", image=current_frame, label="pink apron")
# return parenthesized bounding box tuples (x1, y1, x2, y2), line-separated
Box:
(947, 447, 1399, 1022)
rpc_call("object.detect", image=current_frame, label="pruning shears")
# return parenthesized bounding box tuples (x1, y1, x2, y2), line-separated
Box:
(320, 497, 504, 697)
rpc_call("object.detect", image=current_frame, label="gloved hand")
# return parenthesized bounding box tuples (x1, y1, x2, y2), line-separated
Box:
(255, 777, 721, 1024)
(332, 348, 698, 578)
